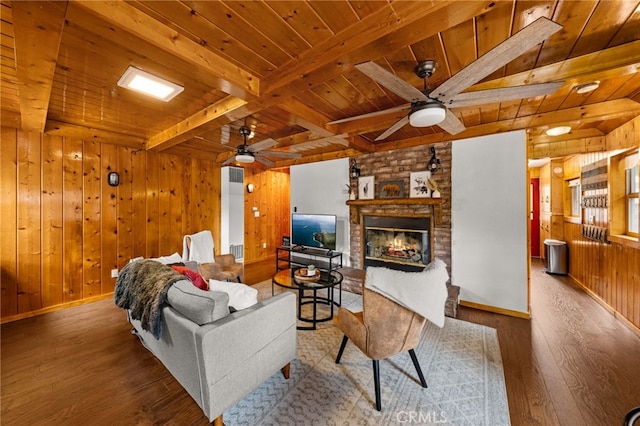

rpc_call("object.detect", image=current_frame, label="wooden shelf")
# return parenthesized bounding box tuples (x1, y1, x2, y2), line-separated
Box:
(346, 197, 445, 225)
(346, 198, 444, 207)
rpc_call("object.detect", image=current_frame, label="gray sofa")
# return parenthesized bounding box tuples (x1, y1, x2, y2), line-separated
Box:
(128, 280, 297, 425)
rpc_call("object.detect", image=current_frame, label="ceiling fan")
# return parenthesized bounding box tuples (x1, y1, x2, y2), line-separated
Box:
(196, 126, 301, 167)
(329, 17, 565, 140)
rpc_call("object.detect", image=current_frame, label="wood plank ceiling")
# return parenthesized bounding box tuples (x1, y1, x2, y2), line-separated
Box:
(2, 0, 640, 166)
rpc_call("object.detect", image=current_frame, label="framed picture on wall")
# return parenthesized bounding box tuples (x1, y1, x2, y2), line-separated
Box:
(409, 171, 430, 198)
(358, 176, 374, 200)
(378, 179, 404, 199)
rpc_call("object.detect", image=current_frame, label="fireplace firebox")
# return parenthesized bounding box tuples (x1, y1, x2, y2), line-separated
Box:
(363, 215, 432, 272)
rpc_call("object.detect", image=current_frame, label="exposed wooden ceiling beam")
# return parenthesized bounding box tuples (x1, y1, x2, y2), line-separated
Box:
(138, 1, 495, 153)
(280, 98, 376, 153)
(329, 42, 640, 138)
(529, 133, 608, 159)
(528, 128, 605, 145)
(262, 1, 495, 96)
(44, 120, 145, 148)
(471, 39, 640, 90)
(146, 96, 248, 151)
(12, 1, 67, 132)
(73, 1, 260, 100)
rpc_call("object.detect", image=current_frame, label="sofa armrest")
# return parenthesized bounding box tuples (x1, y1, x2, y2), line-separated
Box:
(193, 292, 297, 421)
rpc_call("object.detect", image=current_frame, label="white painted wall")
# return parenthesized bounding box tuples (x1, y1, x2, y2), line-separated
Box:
(451, 130, 528, 314)
(290, 158, 351, 265)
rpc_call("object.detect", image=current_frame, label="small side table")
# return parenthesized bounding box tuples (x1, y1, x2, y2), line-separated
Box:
(272, 268, 343, 330)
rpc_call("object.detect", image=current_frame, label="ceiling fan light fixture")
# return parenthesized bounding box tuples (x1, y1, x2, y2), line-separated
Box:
(235, 153, 255, 163)
(545, 126, 572, 136)
(409, 102, 446, 127)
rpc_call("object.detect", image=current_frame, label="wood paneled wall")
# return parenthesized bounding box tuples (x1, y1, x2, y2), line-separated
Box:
(562, 117, 640, 330)
(1, 127, 291, 322)
(243, 166, 290, 263)
(1, 127, 226, 322)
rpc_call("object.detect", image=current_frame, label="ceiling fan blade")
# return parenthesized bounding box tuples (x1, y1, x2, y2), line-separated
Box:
(447, 82, 564, 108)
(437, 109, 466, 135)
(327, 104, 410, 125)
(433, 17, 562, 103)
(254, 155, 276, 168)
(356, 61, 429, 103)
(247, 138, 278, 152)
(374, 116, 410, 141)
(259, 150, 302, 158)
(221, 155, 237, 166)
(193, 135, 236, 151)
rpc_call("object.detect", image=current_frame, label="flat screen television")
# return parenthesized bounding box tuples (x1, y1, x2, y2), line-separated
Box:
(291, 213, 337, 251)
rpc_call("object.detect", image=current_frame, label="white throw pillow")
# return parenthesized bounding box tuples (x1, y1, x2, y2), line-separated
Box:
(150, 252, 183, 265)
(208, 279, 258, 310)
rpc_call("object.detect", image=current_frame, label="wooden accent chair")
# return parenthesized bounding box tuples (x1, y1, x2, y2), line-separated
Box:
(334, 286, 428, 411)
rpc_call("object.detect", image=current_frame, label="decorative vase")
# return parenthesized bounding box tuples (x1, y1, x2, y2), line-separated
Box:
(349, 190, 357, 200)
(432, 189, 441, 198)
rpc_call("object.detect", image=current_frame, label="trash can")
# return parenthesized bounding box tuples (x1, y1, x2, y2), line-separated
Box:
(544, 239, 568, 275)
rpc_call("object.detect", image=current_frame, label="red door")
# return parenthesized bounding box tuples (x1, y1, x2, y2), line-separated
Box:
(530, 178, 540, 257)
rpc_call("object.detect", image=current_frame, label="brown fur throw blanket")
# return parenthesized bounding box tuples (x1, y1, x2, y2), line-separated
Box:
(114, 260, 185, 339)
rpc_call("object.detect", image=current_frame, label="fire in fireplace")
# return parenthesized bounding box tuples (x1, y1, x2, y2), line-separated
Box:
(363, 215, 432, 272)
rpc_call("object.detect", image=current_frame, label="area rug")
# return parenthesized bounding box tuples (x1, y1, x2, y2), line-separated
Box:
(223, 282, 510, 425)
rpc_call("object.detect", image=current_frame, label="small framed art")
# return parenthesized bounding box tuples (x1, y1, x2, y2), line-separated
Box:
(378, 179, 404, 199)
(409, 171, 430, 198)
(358, 176, 374, 200)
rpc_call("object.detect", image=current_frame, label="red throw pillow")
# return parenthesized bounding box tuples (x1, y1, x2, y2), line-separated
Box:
(171, 266, 209, 291)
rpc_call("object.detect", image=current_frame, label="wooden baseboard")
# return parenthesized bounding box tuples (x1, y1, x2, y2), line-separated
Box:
(0, 293, 114, 324)
(568, 273, 640, 338)
(459, 299, 531, 319)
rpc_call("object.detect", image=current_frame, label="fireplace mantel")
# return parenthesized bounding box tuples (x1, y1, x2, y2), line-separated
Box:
(346, 198, 444, 225)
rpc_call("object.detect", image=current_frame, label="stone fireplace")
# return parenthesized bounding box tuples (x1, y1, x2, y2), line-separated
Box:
(346, 142, 452, 272)
(363, 215, 432, 272)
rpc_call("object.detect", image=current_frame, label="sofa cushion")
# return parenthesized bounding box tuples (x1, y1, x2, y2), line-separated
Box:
(167, 280, 230, 325)
(171, 265, 209, 290)
(208, 279, 258, 310)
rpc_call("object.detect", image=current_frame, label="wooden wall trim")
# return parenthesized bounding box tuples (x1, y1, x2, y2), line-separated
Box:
(459, 300, 531, 319)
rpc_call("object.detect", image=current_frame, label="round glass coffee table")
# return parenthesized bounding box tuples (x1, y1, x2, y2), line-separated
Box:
(272, 268, 343, 330)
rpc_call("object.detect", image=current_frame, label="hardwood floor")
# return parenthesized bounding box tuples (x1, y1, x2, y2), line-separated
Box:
(458, 259, 640, 425)
(2, 258, 639, 425)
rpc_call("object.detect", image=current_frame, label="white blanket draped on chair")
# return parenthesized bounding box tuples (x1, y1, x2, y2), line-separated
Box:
(182, 230, 215, 264)
(364, 258, 449, 328)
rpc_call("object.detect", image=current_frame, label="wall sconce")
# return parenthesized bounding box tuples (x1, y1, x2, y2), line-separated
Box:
(246, 183, 255, 193)
(428, 147, 441, 173)
(108, 172, 120, 187)
(350, 159, 361, 179)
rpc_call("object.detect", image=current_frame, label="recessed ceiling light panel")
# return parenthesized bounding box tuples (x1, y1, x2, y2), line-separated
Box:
(117, 66, 184, 102)
(546, 126, 572, 136)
